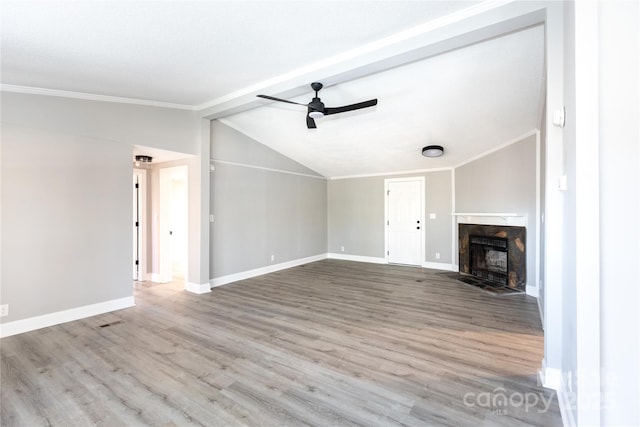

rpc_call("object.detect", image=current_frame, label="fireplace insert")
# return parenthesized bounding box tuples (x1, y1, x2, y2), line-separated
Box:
(469, 235, 508, 286)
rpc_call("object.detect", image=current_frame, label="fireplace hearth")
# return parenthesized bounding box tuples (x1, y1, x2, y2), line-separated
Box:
(459, 224, 526, 292)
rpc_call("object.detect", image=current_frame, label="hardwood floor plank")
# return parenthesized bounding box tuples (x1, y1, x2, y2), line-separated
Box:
(1, 260, 561, 426)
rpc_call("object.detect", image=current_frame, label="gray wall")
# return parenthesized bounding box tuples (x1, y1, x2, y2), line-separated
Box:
(1, 92, 206, 323)
(455, 134, 537, 213)
(455, 134, 538, 288)
(425, 171, 454, 263)
(327, 170, 453, 264)
(1, 92, 202, 155)
(327, 177, 385, 258)
(210, 121, 327, 278)
(1, 125, 132, 322)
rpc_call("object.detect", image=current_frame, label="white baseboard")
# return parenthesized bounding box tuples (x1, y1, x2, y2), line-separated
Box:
(537, 297, 544, 328)
(211, 254, 328, 288)
(526, 284, 539, 298)
(327, 253, 387, 264)
(185, 282, 211, 294)
(422, 261, 455, 271)
(557, 376, 577, 427)
(0, 296, 135, 338)
(539, 359, 562, 391)
(149, 273, 161, 282)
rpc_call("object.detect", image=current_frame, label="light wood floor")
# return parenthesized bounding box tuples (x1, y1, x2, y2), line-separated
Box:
(1, 260, 561, 426)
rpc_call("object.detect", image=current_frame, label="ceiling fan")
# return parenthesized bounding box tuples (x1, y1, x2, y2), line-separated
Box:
(257, 82, 378, 129)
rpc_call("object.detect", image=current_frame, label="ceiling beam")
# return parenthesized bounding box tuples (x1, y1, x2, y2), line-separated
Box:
(199, 1, 548, 120)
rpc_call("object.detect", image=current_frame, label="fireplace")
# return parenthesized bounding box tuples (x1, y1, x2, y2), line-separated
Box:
(459, 224, 526, 291)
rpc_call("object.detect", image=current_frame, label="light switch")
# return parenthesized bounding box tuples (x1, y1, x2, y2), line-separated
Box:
(429, 213, 436, 220)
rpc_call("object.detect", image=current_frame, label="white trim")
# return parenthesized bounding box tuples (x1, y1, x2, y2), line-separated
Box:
(0, 84, 195, 111)
(327, 253, 387, 264)
(159, 167, 172, 283)
(536, 72, 547, 131)
(535, 129, 541, 314)
(454, 129, 539, 169)
(537, 296, 544, 328)
(538, 361, 571, 425)
(149, 273, 161, 282)
(526, 285, 539, 298)
(558, 378, 577, 427)
(0, 296, 135, 338)
(574, 2, 602, 426)
(451, 169, 457, 270)
(211, 254, 328, 287)
(454, 213, 528, 227)
(452, 212, 519, 217)
(422, 261, 455, 271)
(211, 159, 326, 180)
(330, 167, 453, 181)
(185, 282, 211, 294)
(539, 360, 562, 391)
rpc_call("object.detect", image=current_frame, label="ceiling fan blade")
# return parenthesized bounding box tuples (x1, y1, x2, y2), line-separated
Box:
(324, 99, 378, 115)
(306, 112, 317, 129)
(257, 94, 308, 107)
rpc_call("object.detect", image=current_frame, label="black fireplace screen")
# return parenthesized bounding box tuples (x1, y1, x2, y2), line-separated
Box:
(469, 235, 508, 286)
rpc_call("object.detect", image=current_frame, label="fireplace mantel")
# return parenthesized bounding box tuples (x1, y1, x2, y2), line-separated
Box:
(452, 212, 528, 227)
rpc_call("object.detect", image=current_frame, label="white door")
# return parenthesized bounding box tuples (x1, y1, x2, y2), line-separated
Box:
(159, 165, 188, 283)
(385, 178, 424, 266)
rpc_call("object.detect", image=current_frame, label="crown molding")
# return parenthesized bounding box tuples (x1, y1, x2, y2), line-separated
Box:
(0, 84, 197, 111)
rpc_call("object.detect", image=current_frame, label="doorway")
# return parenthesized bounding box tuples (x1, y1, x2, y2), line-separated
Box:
(385, 177, 425, 266)
(159, 165, 188, 283)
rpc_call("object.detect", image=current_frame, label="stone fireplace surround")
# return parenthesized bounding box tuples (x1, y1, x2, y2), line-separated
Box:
(455, 214, 527, 292)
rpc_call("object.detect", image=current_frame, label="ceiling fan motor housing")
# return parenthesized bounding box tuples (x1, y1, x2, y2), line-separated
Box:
(309, 97, 325, 113)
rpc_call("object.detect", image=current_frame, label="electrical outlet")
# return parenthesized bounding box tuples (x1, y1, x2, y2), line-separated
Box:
(0, 304, 8, 317)
(209, 214, 215, 223)
(270, 254, 275, 262)
(341, 246, 345, 252)
(435, 252, 441, 259)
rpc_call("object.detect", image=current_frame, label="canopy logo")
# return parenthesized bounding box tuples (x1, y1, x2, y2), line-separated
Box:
(463, 387, 555, 415)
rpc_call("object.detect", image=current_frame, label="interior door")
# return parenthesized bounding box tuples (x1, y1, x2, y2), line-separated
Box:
(159, 165, 188, 283)
(386, 179, 423, 266)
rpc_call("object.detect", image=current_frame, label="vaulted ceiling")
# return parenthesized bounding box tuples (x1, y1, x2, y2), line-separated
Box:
(1, 1, 545, 178)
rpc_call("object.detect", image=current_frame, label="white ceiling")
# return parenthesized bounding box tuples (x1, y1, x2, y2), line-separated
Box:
(1, 1, 545, 178)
